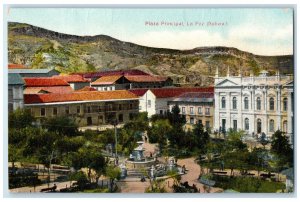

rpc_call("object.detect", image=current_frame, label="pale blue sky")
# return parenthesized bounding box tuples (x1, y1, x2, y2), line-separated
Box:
(6, 7, 293, 55)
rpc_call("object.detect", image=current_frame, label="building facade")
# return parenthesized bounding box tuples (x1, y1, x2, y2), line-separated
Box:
(214, 68, 294, 140)
(168, 92, 214, 131)
(130, 87, 214, 118)
(24, 90, 139, 127)
(8, 73, 24, 112)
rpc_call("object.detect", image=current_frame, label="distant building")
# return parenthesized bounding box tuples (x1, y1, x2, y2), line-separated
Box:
(168, 92, 214, 131)
(214, 68, 294, 140)
(91, 74, 173, 91)
(8, 73, 25, 112)
(24, 90, 139, 127)
(8, 68, 60, 78)
(78, 69, 150, 81)
(23, 77, 73, 94)
(130, 87, 214, 118)
(52, 75, 90, 90)
(91, 75, 131, 91)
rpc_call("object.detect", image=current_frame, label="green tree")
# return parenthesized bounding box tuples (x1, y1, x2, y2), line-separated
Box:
(43, 116, 79, 137)
(105, 165, 121, 192)
(271, 130, 293, 167)
(193, 122, 210, 154)
(9, 108, 35, 129)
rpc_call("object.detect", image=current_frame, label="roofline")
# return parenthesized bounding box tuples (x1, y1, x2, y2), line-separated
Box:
(24, 98, 139, 106)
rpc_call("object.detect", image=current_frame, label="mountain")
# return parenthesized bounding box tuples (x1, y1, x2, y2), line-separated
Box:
(8, 22, 294, 86)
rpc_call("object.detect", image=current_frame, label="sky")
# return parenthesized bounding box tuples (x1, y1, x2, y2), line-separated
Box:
(6, 7, 294, 56)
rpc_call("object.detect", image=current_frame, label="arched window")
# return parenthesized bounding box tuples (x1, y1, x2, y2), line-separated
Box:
(232, 97, 237, 109)
(221, 97, 226, 109)
(283, 98, 288, 111)
(269, 119, 274, 132)
(244, 97, 249, 110)
(269, 97, 275, 110)
(257, 118, 262, 133)
(245, 118, 249, 130)
(256, 97, 261, 110)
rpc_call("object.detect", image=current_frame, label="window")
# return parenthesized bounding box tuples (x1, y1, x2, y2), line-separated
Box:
(41, 108, 46, 116)
(245, 118, 249, 130)
(244, 97, 249, 110)
(53, 107, 57, 116)
(190, 117, 195, 124)
(190, 107, 194, 114)
(182, 107, 186, 114)
(256, 97, 261, 110)
(269, 98, 275, 110)
(233, 120, 237, 131)
(232, 97, 237, 109)
(221, 97, 226, 109)
(205, 121, 210, 129)
(87, 106, 91, 113)
(198, 107, 202, 114)
(118, 114, 123, 123)
(205, 107, 210, 115)
(77, 106, 81, 114)
(104, 87, 107, 91)
(119, 104, 122, 110)
(130, 103, 133, 109)
(160, 110, 163, 115)
(269, 119, 275, 132)
(283, 98, 288, 111)
(147, 100, 151, 107)
(65, 106, 70, 115)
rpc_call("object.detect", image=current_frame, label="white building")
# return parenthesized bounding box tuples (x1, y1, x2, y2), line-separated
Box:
(130, 87, 214, 118)
(214, 67, 294, 140)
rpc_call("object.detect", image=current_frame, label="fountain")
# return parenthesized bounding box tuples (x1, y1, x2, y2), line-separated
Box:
(125, 141, 156, 169)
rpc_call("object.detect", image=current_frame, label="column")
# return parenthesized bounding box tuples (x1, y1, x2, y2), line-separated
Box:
(227, 92, 231, 130)
(277, 89, 282, 131)
(287, 92, 292, 136)
(214, 91, 220, 131)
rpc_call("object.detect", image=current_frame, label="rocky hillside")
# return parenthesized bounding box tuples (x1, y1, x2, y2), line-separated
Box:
(8, 22, 293, 86)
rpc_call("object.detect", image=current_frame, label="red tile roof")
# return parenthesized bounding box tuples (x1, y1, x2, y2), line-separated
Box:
(150, 87, 214, 98)
(76, 86, 97, 92)
(52, 75, 89, 83)
(125, 75, 167, 83)
(24, 86, 73, 94)
(91, 75, 123, 85)
(24, 78, 70, 87)
(8, 64, 28, 69)
(129, 89, 148, 96)
(24, 90, 138, 104)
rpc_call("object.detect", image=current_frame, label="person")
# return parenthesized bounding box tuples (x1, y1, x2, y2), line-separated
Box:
(182, 165, 186, 173)
(145, 136, 148, 142)
(52, 183, 57, 192)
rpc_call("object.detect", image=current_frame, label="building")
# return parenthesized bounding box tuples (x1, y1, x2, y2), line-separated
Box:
(91, 75, 131, 91)
(24, 90, 139, 127)
(91, 74, 173, 91)
(52, 75, 90, 90)
(23, 77, 73, 94)
(214, 68, 294, 139)
(130, 87, 214, 118)
(78, 69, 150, 81)
(8, 68, 60, 78)
(8, 73, 25, 112)
(125, 75, 173, 89)
(168, 92, 214, 131)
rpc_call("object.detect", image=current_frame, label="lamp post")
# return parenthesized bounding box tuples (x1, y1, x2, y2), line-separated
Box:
(113, 120, 119, 165)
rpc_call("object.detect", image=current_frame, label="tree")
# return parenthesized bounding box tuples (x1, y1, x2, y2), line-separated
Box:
(270, 130, 293, 167)
(105, 165, 121, 192)
(148, 119, 172, 149)
(193, 122, 210, 154)
(71, 147, 106, 183)
(9, 108, 35, 129)
(43, 116, 79, 137)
